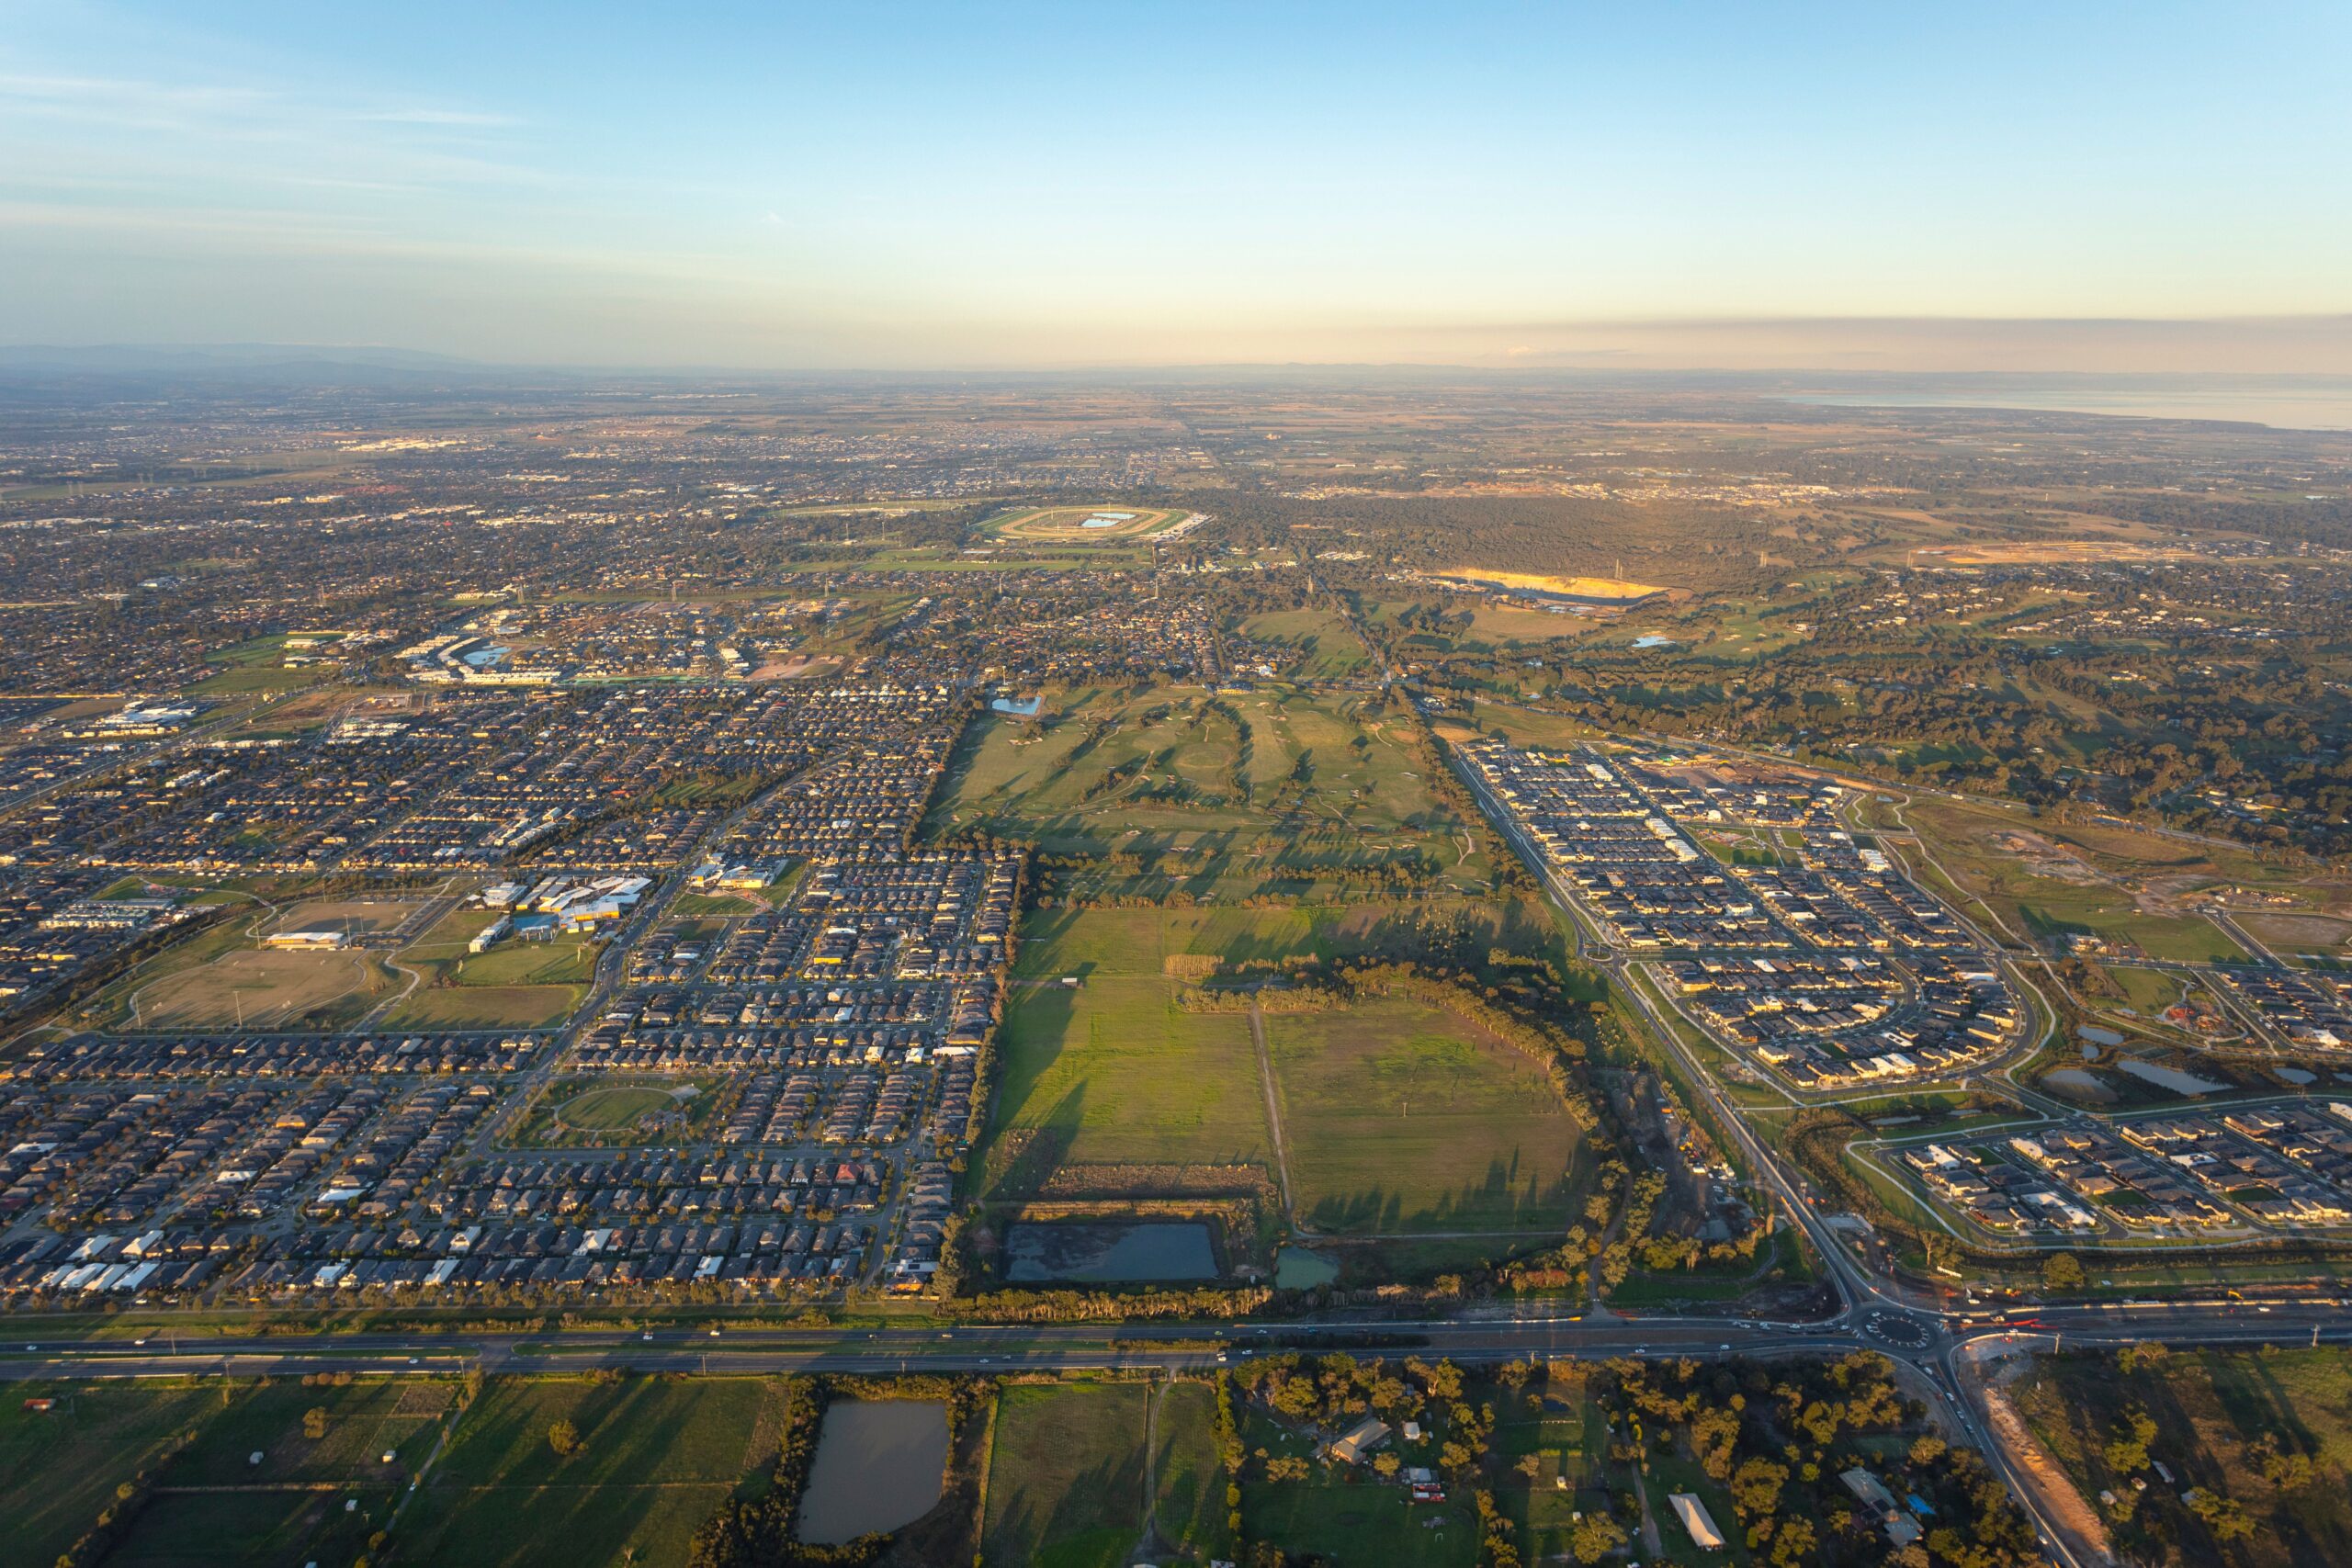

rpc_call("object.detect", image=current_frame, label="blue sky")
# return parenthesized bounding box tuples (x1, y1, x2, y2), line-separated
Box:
(3, 1, 2347, 368)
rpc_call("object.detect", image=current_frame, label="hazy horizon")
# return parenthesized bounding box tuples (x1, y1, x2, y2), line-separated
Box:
(5, 2, 2347, 373)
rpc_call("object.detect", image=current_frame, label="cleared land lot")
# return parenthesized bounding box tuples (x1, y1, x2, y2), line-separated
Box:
(1890, 795, 2259, 963)
(1266, 994, 1584, 1235)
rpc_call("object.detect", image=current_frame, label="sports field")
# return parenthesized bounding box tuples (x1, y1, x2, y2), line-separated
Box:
(136, 946, 393, 1031)
(384, 923, 600, 1029)
(518, 1077, 710, 1146)
(385, 983, 582, 1030)
(268, 897, 424, 936)
(986, 505, 1188, 541)
(1266, 994, 1585, 1235)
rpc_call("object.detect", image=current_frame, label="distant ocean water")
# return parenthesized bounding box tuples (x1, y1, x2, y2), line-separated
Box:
(1780, 379, 2352, 433)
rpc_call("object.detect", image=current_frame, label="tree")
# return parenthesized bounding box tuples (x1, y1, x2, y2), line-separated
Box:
(1769, 1516, 1816, 1566)
(2042, 1251, 2086, 1292)
(1729, 1455, 1789, 1517)
(1567, 1510, 1628, 1562)
(302, 1406, 328, 1441)
(548, 1418, 582, 1460)
(2102, 1408, 2156, 1474)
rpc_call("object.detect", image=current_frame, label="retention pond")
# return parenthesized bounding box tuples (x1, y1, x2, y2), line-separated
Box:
(795, 1399, 949, 1545)
(1003, 1221, 1217, 1282)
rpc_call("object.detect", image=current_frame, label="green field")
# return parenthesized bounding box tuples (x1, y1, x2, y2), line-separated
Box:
(987, 905, 1580, 1204)
(981, 1382, 1148, 1568)
(0, 1382, 222, 1567)
(929, 684, 1486, 898)
(398, 1375, 786, 1567)
(1239, 608, 1373, 679)
(385, 982, 582, 1030)
(1149, 1381, 1235, 1560)
(986, 974, 1267, 1189)
(2017, 1348, 2352, 1568)
(519, 1077, 711, 1146)
(384, 924, 599, 1028)
(1266, 994, 1584, 1235)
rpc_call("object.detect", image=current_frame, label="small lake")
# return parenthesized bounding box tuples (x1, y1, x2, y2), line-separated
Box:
(795, 1400, 948, 1545)
(1003, 1221, 1216, 1282)
(2118, 1057, 2227, 1096)
(989, 695, 1043, 716)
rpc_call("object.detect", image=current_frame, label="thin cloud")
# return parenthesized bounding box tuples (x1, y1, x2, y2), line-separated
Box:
(352, 107, 519, 128)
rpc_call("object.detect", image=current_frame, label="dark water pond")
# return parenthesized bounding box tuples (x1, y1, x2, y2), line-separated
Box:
(794, 1399, 948, 1544)
(1003, 1220, 1216, 1282)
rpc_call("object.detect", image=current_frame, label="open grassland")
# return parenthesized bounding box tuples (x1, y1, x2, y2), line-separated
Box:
(1151, 1381, 1234, 1560)
(985, 974, 1266, 1190)
(982, 1382, 1148, 1568)
(401, 1375, 786, 1568)
(1890, 795, 2267, 962)
(0, 1382, 222, 1568)
(2017, 1348, 2352, 1568)
(930, 683, 1486, 897)
(1010, 900, 1570, 985)
(986, 904, 1575, 1200)
(1239, 607, 1373, 677)
(1267, 994, 1584, 1235)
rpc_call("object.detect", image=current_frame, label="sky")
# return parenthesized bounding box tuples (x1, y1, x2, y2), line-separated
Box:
(2, 1, 2348, 371)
